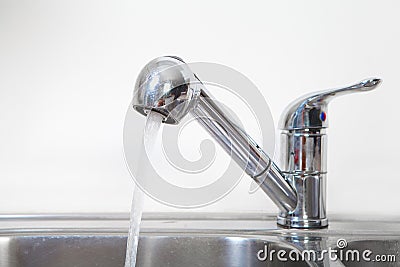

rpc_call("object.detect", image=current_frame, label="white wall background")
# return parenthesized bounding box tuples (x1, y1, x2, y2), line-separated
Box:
(0, 0, 399, 216)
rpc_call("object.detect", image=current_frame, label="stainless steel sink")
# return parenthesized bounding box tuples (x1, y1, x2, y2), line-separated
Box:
(0, 213, 399, 267)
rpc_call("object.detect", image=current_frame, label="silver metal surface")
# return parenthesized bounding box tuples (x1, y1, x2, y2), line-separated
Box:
(131, 56, 381, 228)
(1, 214, 400, 267)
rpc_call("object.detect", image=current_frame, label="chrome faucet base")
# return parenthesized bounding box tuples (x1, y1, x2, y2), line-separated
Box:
(276, 129, 328, 229)
(277, 215, 328, 229)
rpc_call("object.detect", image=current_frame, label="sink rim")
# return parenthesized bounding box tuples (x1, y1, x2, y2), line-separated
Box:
(1, 213, 400, 238)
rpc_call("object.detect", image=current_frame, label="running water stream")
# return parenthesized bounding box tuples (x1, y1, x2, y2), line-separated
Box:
(124, 111, 164, 267)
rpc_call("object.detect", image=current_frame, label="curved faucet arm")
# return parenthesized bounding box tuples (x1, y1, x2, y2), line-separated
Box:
(192, 89, 297, 213)
(279, 78, 381, 131)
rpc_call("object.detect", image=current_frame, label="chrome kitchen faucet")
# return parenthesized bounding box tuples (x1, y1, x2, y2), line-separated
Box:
(131, 56, 381, 229)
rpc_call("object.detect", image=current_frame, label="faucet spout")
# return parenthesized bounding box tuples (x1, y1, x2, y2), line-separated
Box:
(132, 56, 381, 229)
(132, 56, 297, 213)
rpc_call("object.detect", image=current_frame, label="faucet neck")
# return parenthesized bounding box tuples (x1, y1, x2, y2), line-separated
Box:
(192, 89, 298, 213)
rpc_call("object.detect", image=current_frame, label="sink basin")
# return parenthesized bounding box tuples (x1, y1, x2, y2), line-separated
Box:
(0, 213, 399, 267)
(4, 235, 308, 267)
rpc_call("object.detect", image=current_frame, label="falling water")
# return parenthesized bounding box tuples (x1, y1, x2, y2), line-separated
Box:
(124, 111, 164, 267)
(124, 182, 144, 267)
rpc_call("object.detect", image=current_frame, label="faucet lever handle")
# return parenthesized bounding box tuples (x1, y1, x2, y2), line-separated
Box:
(279, 78, 381, 130)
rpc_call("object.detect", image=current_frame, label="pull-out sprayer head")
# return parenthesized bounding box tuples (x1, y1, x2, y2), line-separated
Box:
(132, 56, 201, 124)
